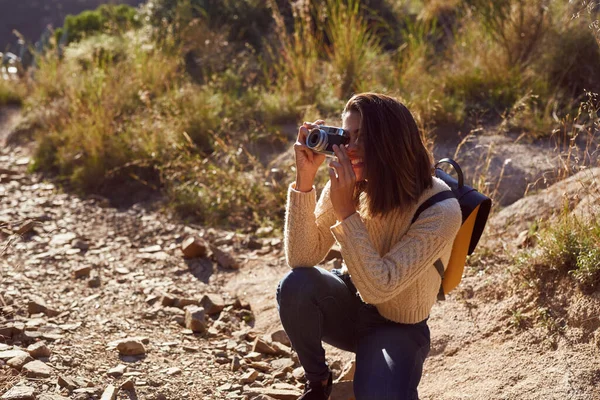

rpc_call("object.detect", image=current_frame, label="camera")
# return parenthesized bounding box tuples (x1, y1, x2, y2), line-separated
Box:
(305, 125, 350, 157)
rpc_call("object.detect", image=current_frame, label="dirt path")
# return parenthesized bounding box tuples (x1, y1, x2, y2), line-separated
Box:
(1, 108, 600, 400)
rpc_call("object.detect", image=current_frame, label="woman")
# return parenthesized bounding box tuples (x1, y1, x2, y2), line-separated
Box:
(276, 93, 462, 400)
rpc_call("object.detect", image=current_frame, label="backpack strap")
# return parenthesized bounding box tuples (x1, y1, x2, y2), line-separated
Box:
(434, 259, 445, 301)
(411, 191, 455, 224)
(411, 190, 455, 301)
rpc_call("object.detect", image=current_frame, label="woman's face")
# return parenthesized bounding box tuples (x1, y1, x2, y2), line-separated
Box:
(342, 111, 365, 182)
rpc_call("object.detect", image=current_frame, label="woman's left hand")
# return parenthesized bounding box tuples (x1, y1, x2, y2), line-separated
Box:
(329, 144, 357, 222)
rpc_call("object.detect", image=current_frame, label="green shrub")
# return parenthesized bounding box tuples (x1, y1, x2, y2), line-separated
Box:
(55, 4, 140, 46)
(519, 210, 600, 293)
(0, 78, 23, 106)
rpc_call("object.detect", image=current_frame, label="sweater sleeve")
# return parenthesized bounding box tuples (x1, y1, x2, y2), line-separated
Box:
(284, 180, 337, 268)
(330, 199, 461, 304)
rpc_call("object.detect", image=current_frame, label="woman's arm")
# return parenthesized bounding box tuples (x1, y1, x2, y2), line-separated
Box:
(284, 180, 337, 268)
(330, 199, 461, 304)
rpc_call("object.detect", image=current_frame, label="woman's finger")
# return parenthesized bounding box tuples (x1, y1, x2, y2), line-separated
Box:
(339, 145, 355, 180)
(328, 166, 337, 184)
(329, 160, 343, 178)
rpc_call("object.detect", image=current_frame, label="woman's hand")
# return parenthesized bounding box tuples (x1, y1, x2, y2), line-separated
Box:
(329, 144, 357, 221)
(294, 120, 326, 192)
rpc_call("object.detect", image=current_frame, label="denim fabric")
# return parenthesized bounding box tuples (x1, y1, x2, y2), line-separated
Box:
(276, 266, 430, 400)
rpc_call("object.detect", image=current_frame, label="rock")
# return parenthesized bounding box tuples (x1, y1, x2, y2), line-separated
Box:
(249, 361, 271, 372)
(244, 352, 263, 362)
(184, 306, 206, 333)
(243, 236, 262, 250)
(211, 246, 239, 269)
(100, 384, 118, 400)
(15, 220, 35, 235)
(335, 359, 355, 382)
(256, 226, 274, 237)
(292, 367, 305, 381)
(253, 338, 277, 356)
(27, 342, 51, 358)
(324, 246, 342, 262)
(38, 395, 70, 400)
(87, 270, 101, 288)
(107, 364, 127, 377)
(22, 359, 53, 378)
(120, 379, 135, 391)
(270, 330, 291, 347)
(181, 236, 208, 258)
(231, 355, 241, 372)
(246, 388, 302, 400)
(58, 375, 79, 390)
(271, 358, 295, 372)
(71, 239, 89, 250)
(116, 340, 146, 356)
(49, 232, 77, 246)
(330, 380, 354, 400)
(240, 369, 259, 384)
(161, 294, 176, 307)
(164, 367, 181, 376)
(7, 353, 33, 370)
(271, 341, 292, 357)
(200, 294, 225, 315)
(27, 295, 58, 317)
(0, 385, 35, 400)
(0, 349, 29, 361)
(138, 245, 162, 253)
(72, 265, 92, 278)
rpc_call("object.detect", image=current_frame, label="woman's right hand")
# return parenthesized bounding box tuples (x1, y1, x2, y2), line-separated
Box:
(294, 120, 326, 192)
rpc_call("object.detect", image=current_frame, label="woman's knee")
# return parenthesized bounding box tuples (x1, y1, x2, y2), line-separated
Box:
(276, 267, 324, 305)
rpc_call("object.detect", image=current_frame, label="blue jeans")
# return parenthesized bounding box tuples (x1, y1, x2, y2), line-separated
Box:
(276, 266, 430, 400)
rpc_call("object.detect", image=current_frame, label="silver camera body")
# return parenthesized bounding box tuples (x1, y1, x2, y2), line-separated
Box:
(305, 125, 350, 157)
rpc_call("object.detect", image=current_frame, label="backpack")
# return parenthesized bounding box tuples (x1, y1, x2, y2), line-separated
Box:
(411, 158, 492, 300)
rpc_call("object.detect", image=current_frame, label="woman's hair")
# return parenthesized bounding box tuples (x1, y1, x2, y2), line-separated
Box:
(344, 93, 433, 216)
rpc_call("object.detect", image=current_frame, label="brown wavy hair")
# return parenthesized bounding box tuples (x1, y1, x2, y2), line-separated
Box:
(344, 93, 433, 216)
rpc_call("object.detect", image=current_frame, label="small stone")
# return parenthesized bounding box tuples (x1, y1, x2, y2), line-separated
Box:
(27, 342, 51, 358)
(200, 294, 225, 315)
(0, 349, 29, 360)
(139, 245, 162, 253)
(22, 359, 53, 378)
(27, 296, 58, 317)
(87, 271, 101, 288)
(161, 294, 176, 307)
(181, 236, 208, 258)
(253, 338, 277, 356)
(292, 367, 305, 381)
(7, 353, 33, 370)
(72, 265, 92, 278)
(38, 395, 70, 400)
(249, 361, 271, 372)
(16, 220, 35, 235)
(231, 355, 241, 372)
(211, 246, 239, 269)
(244, 352, 263, 362)
(271, 341, 292, 357)
(336, 359, 356, 382)
(0, 385, 35, 400)
(240, 369, 259, 384)
(100, 384, 118, 400)
(271, 358, 295, 372)
(71, 239, 89, 250)
(116, 340, 146, 356)
(107, 364, 127, 377)
(58, 375, 79, 390)
(164, 367, 181, 376)
(120, 379, 135, 391)
(184, 306, 206, 333)
(270, 330, 291, 347)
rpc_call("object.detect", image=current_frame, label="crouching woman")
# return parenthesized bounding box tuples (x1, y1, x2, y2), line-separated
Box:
(276, 93, 461, 400)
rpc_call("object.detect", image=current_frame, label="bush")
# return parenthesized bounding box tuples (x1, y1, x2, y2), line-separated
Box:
(519, 210, 600, 293)
(54, 4, 140, 46)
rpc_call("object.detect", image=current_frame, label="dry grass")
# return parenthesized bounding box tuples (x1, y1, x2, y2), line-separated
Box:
(4, 0, 600, 230)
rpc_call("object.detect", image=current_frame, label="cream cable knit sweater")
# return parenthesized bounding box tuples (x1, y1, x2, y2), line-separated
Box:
(284, 177, 462, 324)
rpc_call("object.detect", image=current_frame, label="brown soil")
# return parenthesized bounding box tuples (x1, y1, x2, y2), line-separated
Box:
(2, 108, 600, 400)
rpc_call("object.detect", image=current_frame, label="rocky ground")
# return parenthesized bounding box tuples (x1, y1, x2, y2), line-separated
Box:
(1, 106, 600, 400)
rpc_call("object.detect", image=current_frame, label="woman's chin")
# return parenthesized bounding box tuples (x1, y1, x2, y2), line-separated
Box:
(352, 164, 365, 182)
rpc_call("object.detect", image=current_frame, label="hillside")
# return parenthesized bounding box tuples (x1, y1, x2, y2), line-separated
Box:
(0, 0, 143, 52)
